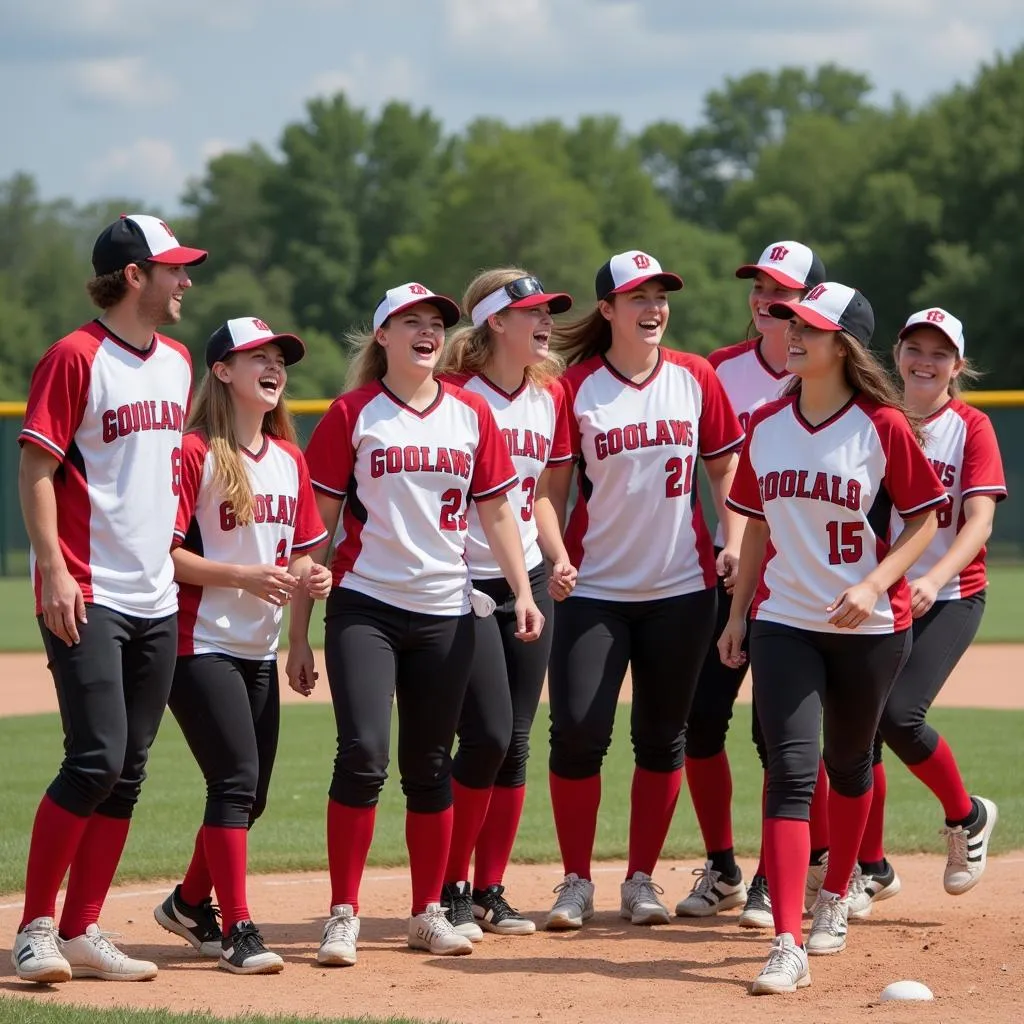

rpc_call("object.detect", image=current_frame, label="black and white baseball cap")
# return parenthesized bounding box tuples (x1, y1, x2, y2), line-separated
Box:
(768, 282, 875, 346)
(206, 317, 305, 368)
(898, 308, 965, 356)
(735, 240, 826, 290)
(595, 250, 683, 301)
(373, 283, 461, 332)
(92, 214, 207, 276)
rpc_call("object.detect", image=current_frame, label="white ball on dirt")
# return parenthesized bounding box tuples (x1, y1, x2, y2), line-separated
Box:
(881, 980, 934, 1002)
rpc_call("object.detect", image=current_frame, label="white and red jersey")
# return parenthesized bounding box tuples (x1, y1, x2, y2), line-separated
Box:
(174, 432, 328, 660)
(562, 348, 744, 601)
(442, 373, 573, 579)
(708, 338, 791, 546)
(728, 393, 948, 634)
(19, 320, 192, 618)
(304, 379, 518, 616)
(890, 399, 1006, 601)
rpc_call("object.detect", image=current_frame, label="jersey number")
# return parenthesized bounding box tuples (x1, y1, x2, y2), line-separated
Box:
(665, 455, 694, 499)
(170, 446, 182, 496)
(275, 538, 289, 568)
(826, 520, 864, 565)
(521, 477, 536, 522)
(439, 489, 468, 532)
(936, 501, 953, 529)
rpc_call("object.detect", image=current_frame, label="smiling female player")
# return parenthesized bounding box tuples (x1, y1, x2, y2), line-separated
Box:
(287, 283, 544, 965)
(720, 282, 947, 994)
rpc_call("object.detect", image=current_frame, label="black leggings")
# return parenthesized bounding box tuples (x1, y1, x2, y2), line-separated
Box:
(453, 563, 553, 790)
(751, 620, 911, 819)
(324, 588, 475, 815)
(168, 654, 280, 829)
(685, 570, 767, 766)
(874, 594, 985, 766)
(549, 588, 718, 779)
(42, 605, 177, 819)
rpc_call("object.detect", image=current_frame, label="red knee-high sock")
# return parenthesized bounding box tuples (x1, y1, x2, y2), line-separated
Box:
(822, 790, 872, 897)
(180, 827, 213, 905)
(407, 807, 453, 915)
(908, 737, 973, 822)
(684, 752, 733, 855)
(327, 799, 376, 914)
(549, 772, 601, 880)
(859, 763, 888, 863)
(627, 767, 683, 877)
(20, 796, 90, 928)
(809, 758, 831, 851)
(445, 782, 492, 884)
(473, 784, 526, 890)
(59, 813, 131, 938)
(202, 826, 249, 933)
(763, 817, 809, 939)
(754, 772, 768, 877)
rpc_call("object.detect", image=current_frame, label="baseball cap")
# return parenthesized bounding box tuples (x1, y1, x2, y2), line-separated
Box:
(595, 250, 683, 301)
(372, 283, 461, 332)
(470, 275, 573, 327)
(205, 317, 305, 368)
(898, 307, 965, 356)
(736, 240, 826, 290)
(768, 282, 875, 346)
(92, 214, 207, 276)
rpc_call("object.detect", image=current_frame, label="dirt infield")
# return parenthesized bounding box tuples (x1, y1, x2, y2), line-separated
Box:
(0, 646, 1021, 1022)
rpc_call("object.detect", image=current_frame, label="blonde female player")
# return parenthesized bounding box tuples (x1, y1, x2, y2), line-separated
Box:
(287, 283, 544, 965)
(545, 250, 745, 930)
(720, 283, 947, 994)
(850, 308, 1003, 914)
(153, 318, 330, 974)
(677, 241, 832, 928)
(437, 269, 576, 938)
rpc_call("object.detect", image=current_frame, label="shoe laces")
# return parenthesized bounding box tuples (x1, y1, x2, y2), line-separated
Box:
(24, 921, 61, 959)
(195, 897, 222, 932)
(552, 876, 590, 910)
(628, 874, 665, 905)
(481, 885, 520, 917)
(687, 861, 718, 896)
(764, 938, 804, 977)
(940, 823, 968, 868)
(84, 928, 129, 960)
(231, 922, 266, 957)
(445, 883, 474, 924)
(420, 904, 457, 936)
(748, 875, 770, 901)
(811, 895, 846, 934)
(324, 910, 359, 945)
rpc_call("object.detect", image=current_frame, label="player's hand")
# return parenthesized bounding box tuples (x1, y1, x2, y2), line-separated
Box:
(285, 639, 318, 696)
(548, 560, 578, 602)
(41, 565, 87, 647)
(909, 576, 940, 619)
(304, 563, 333, 600)
(826, 581, 881, 629)
(513, 594, 545, 642)
(240, 564, 298, 606)
(718, 615, 747, 668)
(717, 547, 740, 595)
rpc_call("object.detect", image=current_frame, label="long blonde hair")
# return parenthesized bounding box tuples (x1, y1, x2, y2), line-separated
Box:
(440, 267, 564, 385)
(550, 306, 612, 366)
(186, 361, 298, 526)
(344, 327, 388, 391)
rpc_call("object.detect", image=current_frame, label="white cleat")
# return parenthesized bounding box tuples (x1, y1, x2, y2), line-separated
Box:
(751, 932, 811, 995)
(942, 796, 998, 895)
(619, 871, 671, 925)
(317, 904, 360, 966)
(11, 917, 72, 984)
(545, 873, 595, 930)
(60, 924, 157, 981)
(407, 903, 473, 956)
(675, 861, 746, 917)
(806, 890, 848, 956)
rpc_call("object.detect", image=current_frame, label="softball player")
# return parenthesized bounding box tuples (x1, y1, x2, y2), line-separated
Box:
(437, 268, 576, 939)
(153, 318, 330, 974)
(12, 215, 205, 984)
(850, 309, 1003, 914)
(287, 283, 544, 964)
(720, 283, 946, 994)
(546, 251, 745, 930)
(677, 241, 833, 929)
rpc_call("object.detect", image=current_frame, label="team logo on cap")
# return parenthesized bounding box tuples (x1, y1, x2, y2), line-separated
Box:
(925, 309, 946, 323)
(768, 245, 790, 262)
(633, 254, 651, 270)
(252, 318, 270, 331)
(805, 284, 828, 301)
(408, 284, 428, 295)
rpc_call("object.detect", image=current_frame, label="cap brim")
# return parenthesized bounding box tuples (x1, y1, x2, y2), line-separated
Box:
(897, 321, 962, 349)
(768, 300, 840, 331)
(508, 292, 574, 314)
(735, 264, 805, 290)
(149, 246, 208, 268)
(388, 295, 461, 328)
(609, 272, 684, 296)
(229, 334, 306, 366)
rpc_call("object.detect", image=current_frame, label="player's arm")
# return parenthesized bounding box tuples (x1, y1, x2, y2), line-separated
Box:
(534, 465, 576, 600)
(704, 450, 745, 589)
(718, 517, 769, 668)
(19, 444, 85, 647)
(170, 547, 298, 606)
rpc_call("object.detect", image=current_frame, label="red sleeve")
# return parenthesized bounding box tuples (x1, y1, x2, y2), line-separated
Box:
(305, 396, 356, 499)
(292, 451, 330, 550)
(558, 371, 584, 458)
(467, 396, 519, 501)
(694, 357, 745, 458)
(879, 411, 948, 519)
(546, 381, 574, 466)
(725, 431, 764, 520)
(172, 432, 208, 548)
(960, 408, 1007, 502)
(19, 332, 96, 460)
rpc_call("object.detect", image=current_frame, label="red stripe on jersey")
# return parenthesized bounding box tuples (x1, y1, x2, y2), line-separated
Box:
(877, 531, 912, 632)
(177, 582, 202, 656)
(750, 536, 777, 620)
(564, 462, 591, 573)
(334, 501, 367, 584)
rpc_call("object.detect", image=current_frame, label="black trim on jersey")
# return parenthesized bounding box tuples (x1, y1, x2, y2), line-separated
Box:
(600, 348, 663, 391)
(867, 484, 894, 543)
(380, 380, 443, 419)
(791, 392, 857, 434)
(754, 340, 790, 381)
(93, 319, 157, 361)
(577, 457, 593, 505)
(64, 439, 87, 484)
(346, 474, 368, 525)
(923, 398, 954, 425)
(478, 373, 528, 401)
(240, 435, 270, 462)
(182, 516, 205, 557)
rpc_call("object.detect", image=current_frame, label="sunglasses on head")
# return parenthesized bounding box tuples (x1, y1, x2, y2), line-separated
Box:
(502, 276, 546, 302)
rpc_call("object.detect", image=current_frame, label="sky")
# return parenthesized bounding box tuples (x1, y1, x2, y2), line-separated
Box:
(4, 0, 1023, 213)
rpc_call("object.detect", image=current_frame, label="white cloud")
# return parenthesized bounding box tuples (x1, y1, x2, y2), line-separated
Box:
(305, 54, 422, 110)
(443, 0, 549, 40)
(70, 56, 174, 106)
(86, 137, 185, 198)
(199, 138, 236, 162)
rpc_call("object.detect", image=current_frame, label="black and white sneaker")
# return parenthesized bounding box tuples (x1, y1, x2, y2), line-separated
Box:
(942, 796, 998, 895)
(441, 882, 483, 942)
(153, 885, 223, 957)
(675, 861, 746, 917)
(738, 874, 773, 929)
(848, 860, 901, 919)
(219, 921, 284, 975)
(472, 884, 536, 935)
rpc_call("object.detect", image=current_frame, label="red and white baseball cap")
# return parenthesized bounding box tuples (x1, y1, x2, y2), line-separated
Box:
(205, 317, 305, 368)
(470, 275, 573, 327)
(92, 214, 208, 275)
(373, 283, 461, 332)
(898, 307, 965, 356)
(768, 282, 875, 346)
(736, 240, 826, 290)
(595, 250, 683, 300)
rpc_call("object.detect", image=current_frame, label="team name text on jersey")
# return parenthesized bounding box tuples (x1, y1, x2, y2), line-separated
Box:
(594, 419, 694, 460)
(759, 469, 862, 511)
(101, 400, 186, 443)
(368, 446, 472, 479)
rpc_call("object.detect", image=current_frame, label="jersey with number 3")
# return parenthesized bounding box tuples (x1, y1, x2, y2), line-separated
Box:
(19, 320, 192, 618)
(728, 393, 948, 633)
(305, 380, 518, 615)
(174, 432, 328, 660)
(562, 348, 744, 601)
(889, 399, 1006, 601)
